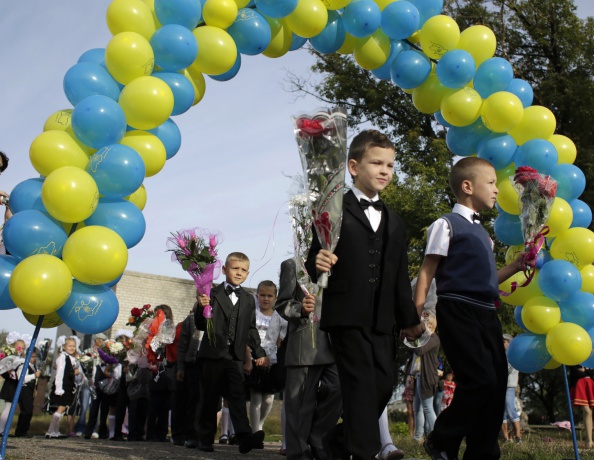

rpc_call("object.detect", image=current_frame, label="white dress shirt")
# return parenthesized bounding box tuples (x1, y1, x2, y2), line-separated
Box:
(352, 186, 382, 232)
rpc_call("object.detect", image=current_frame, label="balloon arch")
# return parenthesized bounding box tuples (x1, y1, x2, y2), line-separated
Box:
(2, 0, 594, 373)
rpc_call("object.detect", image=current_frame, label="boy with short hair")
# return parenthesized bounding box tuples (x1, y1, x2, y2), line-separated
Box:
(195, 252, 269, 454)
(306, 129, 423, 460)
(414, 157, 524, 460)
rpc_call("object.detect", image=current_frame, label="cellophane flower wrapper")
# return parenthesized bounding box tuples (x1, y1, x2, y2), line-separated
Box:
(293, 107, 348, 288)
(288, 191, 320, 347)
(167, 227, 222, 345)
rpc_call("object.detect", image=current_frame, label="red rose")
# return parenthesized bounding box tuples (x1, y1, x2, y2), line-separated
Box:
(297, 118, 329, 137)
(131, 307, 142, 317)
(514, 166, 541, 186)
(143, 304, 151, 310)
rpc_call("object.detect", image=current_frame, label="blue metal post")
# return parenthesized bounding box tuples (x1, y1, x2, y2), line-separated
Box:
(562, 364, 581, 460)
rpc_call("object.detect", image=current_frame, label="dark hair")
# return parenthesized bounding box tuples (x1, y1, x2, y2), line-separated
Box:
(257, 280, 277, 295)
(155, 304, 173, 321)
(347, 129, 394, 163)
(449, 157, 494, 197)
(0, 151, 9, 173)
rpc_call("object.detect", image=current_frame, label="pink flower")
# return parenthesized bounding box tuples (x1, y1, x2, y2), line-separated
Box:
(0, 352, 5, 359)
(203, 305, 213, 319)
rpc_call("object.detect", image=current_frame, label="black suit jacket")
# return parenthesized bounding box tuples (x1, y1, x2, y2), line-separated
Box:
(195, 283, 266, 361)
(305, 190, 420, 334)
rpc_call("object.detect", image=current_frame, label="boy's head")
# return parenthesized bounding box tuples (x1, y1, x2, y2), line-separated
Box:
(449, 157, 498, 212)
(256, 280, 277, 311)
(347, 130, 395, 198)
(223, 252, 250, 286)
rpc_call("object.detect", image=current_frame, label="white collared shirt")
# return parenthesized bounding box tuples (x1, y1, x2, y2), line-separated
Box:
(224, 282, 240, 305)
(352, 186, 382, 232)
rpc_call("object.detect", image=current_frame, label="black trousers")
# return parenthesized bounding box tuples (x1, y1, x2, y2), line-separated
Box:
(84, 388, 115, 438)
(14, 385, 34, 437)
(198, 355, 251, 445)
(114, 374, 129, 438)
(175, 361, 201, 442)
(127, 397, 149, 441)
(432, 298, 508, 460)
(329, 328, 394, 460)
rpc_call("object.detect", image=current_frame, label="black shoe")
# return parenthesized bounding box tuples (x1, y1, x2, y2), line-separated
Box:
(228, 434, 238, 445)
(198, 442, 214, 452)
(185, 440, 197, 449)
(322, 426, 350, 460)
(311, 445, 329, 460)
(219, 434, 228, 444)
(83, 435, 91, 440)
(423, 436, 450, 460)
(239, 430, 265, 454)
(172, 438, 185, 446)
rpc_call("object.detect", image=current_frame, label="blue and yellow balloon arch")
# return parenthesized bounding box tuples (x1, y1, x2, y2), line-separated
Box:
(2, 0, 594, 371)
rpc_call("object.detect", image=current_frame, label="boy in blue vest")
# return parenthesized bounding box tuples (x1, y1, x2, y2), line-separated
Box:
(414, 157, 524, 460)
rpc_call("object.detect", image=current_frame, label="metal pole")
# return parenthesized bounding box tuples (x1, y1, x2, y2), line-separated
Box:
(0, 315, 44, 460)
(562, 364, 581, 460)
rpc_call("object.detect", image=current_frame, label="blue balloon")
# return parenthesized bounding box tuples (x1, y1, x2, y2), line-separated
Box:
(390, 50, 431, 89)
(549, 163, 586, 202)
(534, 249, 552, 269)
(290, 33, 307, 51)
(559, 292, 594, 331)
(84, 199, 146, 248)
(506, 78, 533, 108)
(380, 1, 420, 40)
(507, 332, 551, 373)
(538, 259, 582, 302)
(78, 48, 107, 68)
(434, 110, 453, 128)
(227, 9, 271, 56)
(494, 211, 524, 246)
(148, 118, 182, 160)
(513, 139, 558, 175)
(581, 328, 594, 368)
(86, 144, 145, 198)
(343, 0, 381, 38)
(152, 71, 195, 115)
(473, 57, 514, 98)
(371, 40, 408, 80)
(254, 0, 298, 17)
(57, 281, 120, 334)
(436, 49, 476, 89)
(154, 0, 202, 29)
(150, 24, 198, 71)
(209, 52, 242, 82)
(0, 255, 20, 310)
(514, 306, 527, 330)
(445, 118, 490, 157)
(569, 199, 592, 229)
(3, 210, 68, 259)
(477, 134, 517, 170)
(9, 178, 46, 214)
(105, 273, 123, 288)
(310, 11, 346, 54)
(63, 62, 121, 106)
(72, 95, 127, 149)
(408, 0, 443, 25)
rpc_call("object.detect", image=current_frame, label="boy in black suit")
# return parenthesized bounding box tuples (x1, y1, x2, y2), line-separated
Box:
(306, 129, 424, 460)
(195, 252, 269, 453)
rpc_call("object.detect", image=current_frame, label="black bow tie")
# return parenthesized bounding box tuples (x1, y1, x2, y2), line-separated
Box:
(360, 199, 383, 211)
(472, 213, 482, 223)
(226, 285, 241, 296)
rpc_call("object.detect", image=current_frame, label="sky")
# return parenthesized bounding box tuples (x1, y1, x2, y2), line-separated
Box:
(0, 0, 592, 341)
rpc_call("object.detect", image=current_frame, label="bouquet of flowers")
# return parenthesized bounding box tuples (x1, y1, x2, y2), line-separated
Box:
(293, 107, 348, 288)
(0, 344, 16, 361)
(167, 227, 222, 344)
(99, 339, 127, 364)
(126, 304, 154, 331)
(78, 352, 95, 378)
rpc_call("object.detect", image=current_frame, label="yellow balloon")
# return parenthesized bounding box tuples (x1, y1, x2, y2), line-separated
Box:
(183, 68, 206, 106)
(23, 310, 64, 328)
(481, 91, 524, 133)
(62, 226, 128, 285)
(457, 25, 496, 67)
(549, 134, 577, 165)
(322, 0, 351, 8)
(412, 72, 450, 114)
(550, 227, 594, 269)
(546, 322, 592, 366)
(234, 0, 251, 6)
(353, 30, 391, 70)
(546, 197, 573, 238)
(106, 0, 156, 40)
(496, 163, 516, 184)
(337, 32, 360, 54)
(203, 0, 238, 29)
(191, 26, 237, 76)
(508, 105, 556, 146)
(286, 0, 328, 39)
(42, 166, 99, 223)
(440, 87, 482, 127)
(543, 358, 562, 370)
(125, 184, 147, 211)
(140, 0, 162, 29)
(263, 17, 293, 58)
(521, 296, 561, 334)
(373, 0, 395, 10)
(420, 15, 460, 60)
(9, 255, 73, 315)
(105, 31, 154, 85)
(499, 270, 543, 306)
(505, 244, 524, 265)
(119, 76, 174, 130)
(43, 110, 96, 156)
(29, 130, 89, 177)
(496, 178, 520, 215)
(120, 131, 167, 177)
(581, 265, 594, 294)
